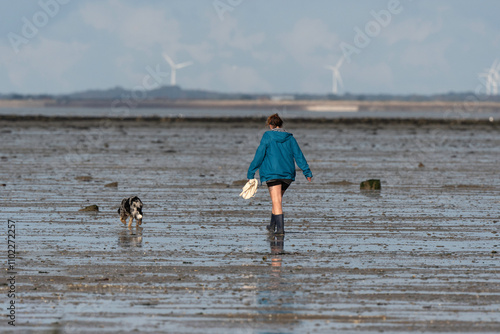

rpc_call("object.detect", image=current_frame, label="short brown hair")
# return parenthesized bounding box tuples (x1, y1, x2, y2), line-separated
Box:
(266, 113, 283, 128)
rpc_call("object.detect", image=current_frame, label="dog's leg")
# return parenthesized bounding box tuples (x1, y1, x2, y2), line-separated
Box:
(137, 219, 142, 226)
(128, 217, 133, 228)
(120, 215, 127, 225)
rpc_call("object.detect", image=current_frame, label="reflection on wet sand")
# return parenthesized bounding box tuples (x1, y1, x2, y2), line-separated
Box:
(269, 235, 285, 277)
(118, 226, 143, 247)
(255, 234, 300, 328)
(270, 234, 285, 277)
(360, 189, 382, 199)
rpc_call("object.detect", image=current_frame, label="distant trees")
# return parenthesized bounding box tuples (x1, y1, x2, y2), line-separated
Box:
(1, 86, 500, 102)
(1, 94, 53, 100)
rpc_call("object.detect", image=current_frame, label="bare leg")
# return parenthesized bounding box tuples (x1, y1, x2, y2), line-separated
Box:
(268, 184, 283, 215)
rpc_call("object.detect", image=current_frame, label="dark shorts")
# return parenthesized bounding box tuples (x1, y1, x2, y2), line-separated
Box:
(266, 179, 293, 191)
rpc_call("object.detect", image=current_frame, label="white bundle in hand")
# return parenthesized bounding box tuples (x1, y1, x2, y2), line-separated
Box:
(239, 179, 258, 199)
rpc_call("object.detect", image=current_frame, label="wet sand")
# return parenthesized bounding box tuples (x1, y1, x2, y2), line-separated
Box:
(1, 117, 499, 333)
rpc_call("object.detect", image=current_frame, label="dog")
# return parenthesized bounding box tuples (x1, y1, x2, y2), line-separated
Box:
(118, 196, 143, 228)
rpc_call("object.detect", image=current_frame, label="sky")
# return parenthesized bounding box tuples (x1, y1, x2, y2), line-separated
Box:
(1, 0, 499, 95)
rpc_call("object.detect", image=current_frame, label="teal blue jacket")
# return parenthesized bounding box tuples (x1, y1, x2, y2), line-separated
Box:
(247, 129, 313, 182)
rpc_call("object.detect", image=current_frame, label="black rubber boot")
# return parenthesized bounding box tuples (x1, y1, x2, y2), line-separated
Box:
(275, 214, 285, 235)
(266, 214, 276, 232)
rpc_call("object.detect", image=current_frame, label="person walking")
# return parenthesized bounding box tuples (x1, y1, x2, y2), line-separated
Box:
(247, 114, 313, 235)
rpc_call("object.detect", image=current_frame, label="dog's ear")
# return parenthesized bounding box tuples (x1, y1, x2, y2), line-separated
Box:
(124, 198, 131, 212)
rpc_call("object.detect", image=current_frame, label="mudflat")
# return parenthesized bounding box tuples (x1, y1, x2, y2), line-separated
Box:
(1, 118, 499, 333)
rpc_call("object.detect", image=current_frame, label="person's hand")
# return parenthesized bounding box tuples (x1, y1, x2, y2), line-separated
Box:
(307, 177, 312, 182)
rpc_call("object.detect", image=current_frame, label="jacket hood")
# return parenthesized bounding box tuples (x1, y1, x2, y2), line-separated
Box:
(267, 129, 293, 143)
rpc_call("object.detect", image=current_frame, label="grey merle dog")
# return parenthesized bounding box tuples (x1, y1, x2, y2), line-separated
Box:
(118, 196, 143, 228)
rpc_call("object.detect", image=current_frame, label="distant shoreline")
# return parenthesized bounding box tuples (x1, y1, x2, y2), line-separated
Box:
(1, 98, 500, 112)
(1, 115, 498, 127)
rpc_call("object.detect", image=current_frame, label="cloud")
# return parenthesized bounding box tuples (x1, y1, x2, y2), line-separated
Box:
(184, 41, 214, 64)
(467, 19, 487, 35)
(383, 18, 443, 45)
(278, 18, 342, 93)
(493, 33, 500, 48)
(208, 15, 265, 52)
(0, 38, 88, 92)
(400, 39, 452, 70)
(80, 0, 181, 52)
(1, 1, 500, 95)
(281, 18, 340, 66)
(251, 50, 285, 64)
(78, 0, 202, 89)
(347, 62, 395, 93)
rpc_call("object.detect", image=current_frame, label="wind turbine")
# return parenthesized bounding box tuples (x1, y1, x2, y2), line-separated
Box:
(162, 53, 193, 86)
(479, 72, 492, 95)
(479, 59, 499, 95)
(489, 59, 499, 95)
(325, 56, 345, 95)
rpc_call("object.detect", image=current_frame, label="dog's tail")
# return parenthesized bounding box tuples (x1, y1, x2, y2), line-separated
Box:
(117, 208, 121, 214)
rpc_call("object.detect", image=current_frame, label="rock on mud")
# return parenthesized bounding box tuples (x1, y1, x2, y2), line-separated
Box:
(79, 204, 99, 212)
(105, 182, 118, 188)
(75, 176, 93, 182)
(360, 179, 381, 190)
